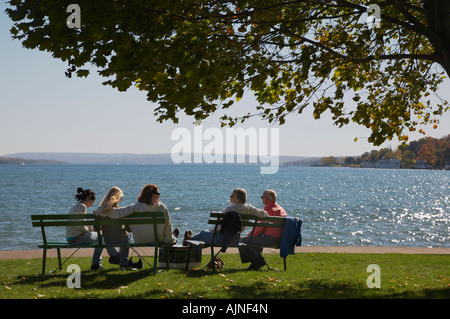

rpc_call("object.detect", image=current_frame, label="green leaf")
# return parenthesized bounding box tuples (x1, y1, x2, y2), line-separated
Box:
(5, 0, 448, 146)
(76, 69, 90, 78)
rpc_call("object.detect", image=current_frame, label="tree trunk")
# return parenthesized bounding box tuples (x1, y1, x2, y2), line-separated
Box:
(424, 0, 450, 75)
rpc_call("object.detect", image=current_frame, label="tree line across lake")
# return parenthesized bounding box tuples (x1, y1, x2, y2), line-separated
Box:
(320, 135, 450, 169)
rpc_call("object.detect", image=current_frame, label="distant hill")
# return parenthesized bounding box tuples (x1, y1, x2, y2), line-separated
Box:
(0, 156, 67, 165)
(2, 152, 309, 165)
(2, 153, 173, 165)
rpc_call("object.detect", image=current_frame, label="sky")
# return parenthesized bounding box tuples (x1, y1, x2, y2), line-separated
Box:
(1, 3, 449, 159)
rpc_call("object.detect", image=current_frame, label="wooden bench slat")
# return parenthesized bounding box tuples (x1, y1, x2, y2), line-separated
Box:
(32, 221, 97, 227)
(207, 220, 284, 228)
(209, 212, 284, 222)
(98, 218, 165, 225)
(31, 214, 96, 220)
(31, 212, 165, 220)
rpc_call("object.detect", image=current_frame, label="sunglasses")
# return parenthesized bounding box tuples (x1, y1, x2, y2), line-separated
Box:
(152, 189, 160, 196)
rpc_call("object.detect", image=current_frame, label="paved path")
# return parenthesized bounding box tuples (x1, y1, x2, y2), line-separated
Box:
(0, 246, 448, 260)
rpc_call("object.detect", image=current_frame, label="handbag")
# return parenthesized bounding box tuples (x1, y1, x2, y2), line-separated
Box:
(207, 256, 224, 270)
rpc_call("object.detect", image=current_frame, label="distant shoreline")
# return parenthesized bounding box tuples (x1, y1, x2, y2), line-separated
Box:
(1, 151, 449, 170)
(0, 152, 314, 166)
(1, 162, 449, 171)
(1, 161, 448, 170)
(0, 156, 67, 165)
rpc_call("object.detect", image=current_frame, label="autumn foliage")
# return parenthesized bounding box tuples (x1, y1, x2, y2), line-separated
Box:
(349, 134, 450, 169)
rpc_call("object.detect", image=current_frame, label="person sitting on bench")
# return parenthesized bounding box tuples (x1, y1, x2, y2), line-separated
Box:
(238, 189, 287, 270)
(65, 188, 120, 270)
(94, 184, 177, 245)
(188, 188, 268, 246)
(96, 186, 133, 269)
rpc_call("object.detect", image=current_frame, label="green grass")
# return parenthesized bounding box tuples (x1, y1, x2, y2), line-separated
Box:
(0, 253, 448, 299)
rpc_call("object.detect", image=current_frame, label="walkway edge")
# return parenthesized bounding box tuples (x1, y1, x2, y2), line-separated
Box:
(0, 246, 448, 260)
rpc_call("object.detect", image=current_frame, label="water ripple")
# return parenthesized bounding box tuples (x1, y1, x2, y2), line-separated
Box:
(0, 165, 448, 250)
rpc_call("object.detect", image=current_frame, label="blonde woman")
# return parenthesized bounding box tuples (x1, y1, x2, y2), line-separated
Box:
(96, 186, 132, 269)
(95, 184, 177, 245)
(99, 186, 124, 212)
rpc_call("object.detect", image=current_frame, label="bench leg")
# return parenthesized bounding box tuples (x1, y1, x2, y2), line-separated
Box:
(284, 257, 287, 271)
(57, 248, 62, 271)
(153, 247, 158, 275)
(210, 246, 215, 272)
(165, 247, 170, 270)
(41, 247, 47, 275)
(185, 246, 192, 270)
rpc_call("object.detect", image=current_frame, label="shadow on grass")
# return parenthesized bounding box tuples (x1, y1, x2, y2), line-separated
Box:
(10, 263, 450, 299)
(185, 268, 249, 277)
(182, 268, 450, 299)
(218, 279, 449, 299)
(389, 287, 450, 299)
(13, 268, 156, 290)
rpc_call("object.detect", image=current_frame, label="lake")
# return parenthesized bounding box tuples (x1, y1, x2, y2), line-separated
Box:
(0, 164, 448, 250)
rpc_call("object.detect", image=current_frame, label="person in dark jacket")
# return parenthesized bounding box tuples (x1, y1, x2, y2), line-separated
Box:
(189, 188, 268, 245)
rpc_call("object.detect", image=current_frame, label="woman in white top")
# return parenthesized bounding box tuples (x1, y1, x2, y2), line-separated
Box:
(66, 188, 120, 270)
(94, 184, 177, 245)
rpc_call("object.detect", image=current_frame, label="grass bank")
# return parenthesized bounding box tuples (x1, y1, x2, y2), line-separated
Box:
(0, 253, 448, 299)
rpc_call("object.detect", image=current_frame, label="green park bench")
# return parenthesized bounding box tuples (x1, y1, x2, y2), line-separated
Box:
(31, 211, 171, 275)
(185, 212, 301, 271)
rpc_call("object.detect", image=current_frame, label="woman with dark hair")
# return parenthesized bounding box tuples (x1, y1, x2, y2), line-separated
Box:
(65, 188, 120, 270)
(94, 184, 177, 245)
